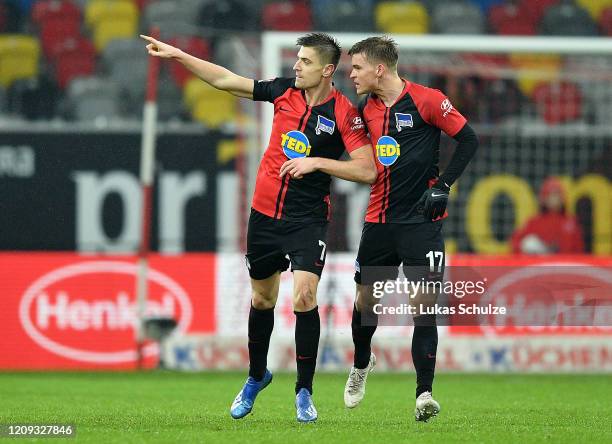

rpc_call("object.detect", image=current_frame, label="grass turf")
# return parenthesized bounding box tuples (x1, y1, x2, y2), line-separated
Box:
(0, 372, 609, 443)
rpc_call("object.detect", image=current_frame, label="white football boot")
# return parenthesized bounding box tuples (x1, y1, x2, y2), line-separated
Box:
(344, 353, 376, 408)
(414, 391, 440, 422)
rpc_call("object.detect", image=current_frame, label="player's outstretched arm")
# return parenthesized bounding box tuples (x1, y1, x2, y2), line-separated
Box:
(140, 34, 254, 99)
(279, 144, 377, 184)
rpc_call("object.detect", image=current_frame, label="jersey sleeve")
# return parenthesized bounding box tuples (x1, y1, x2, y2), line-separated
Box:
(416, 86, 467, 137)
(337, 99, 371, 153)
(252, 77, 295, 103)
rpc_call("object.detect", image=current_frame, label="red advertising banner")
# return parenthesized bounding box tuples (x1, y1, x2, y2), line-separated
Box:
(449, 255, 612, 336)
(0, 253, 216, 369)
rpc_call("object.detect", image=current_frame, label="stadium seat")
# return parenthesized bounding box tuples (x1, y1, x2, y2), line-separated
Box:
(197, 0, 259, 31)
(510, 53, 561, 97)
(33, 1, 82, 58)
(576, 0, 612, 20)
(156, 79, 185, 121)
(482, 78, 525, 123)
(127, 74, 185, 119)
(39, 20, 81, 59)
(181, 0, 210, 23)
(135, 0, 151, 10)
(533, 81, 582, 125)
(17, 0, 36, 15)
(0, 3, 6, 33)
(0, 84, 6, 113)
(539, 1, 599, 36)
(0, 1, 22, 32)
(85, 0, 139, 52)
(101, 38, 149, 103)
(431, 1, 485, 34)
(518, 0, 560, 26)
(574, 59, 612, 124)
(600, 6, 612, 35)
(102, 37, 146, 71)
(93, 19, 139, 53)
(168, 36, 211, 87)
(262, 1, 312, 31)
(467, 0, 505, 14)
(376, 1, 429, 34)
(111, 59, 148, 96)
(142, 0, 195, 32)
(67, 76, 121, 121)
(7, 74, 59, 120)
(0, 35, 40, 88)
(489, 1, 537, 35)
(31, 0, 81, 28)
(184, 77, 237, 128)
(53, 38, 96, 89)
(311, 0, 374, 31)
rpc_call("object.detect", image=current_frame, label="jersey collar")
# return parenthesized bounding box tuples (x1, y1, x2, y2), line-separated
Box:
(300, 85, 336, 107)
(371, 78, 411, 109)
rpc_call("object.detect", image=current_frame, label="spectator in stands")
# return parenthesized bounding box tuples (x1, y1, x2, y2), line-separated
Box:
(511, 177, 585, 254)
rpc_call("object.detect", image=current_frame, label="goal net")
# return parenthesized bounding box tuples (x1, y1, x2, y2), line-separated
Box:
(259, 33, 612, 256)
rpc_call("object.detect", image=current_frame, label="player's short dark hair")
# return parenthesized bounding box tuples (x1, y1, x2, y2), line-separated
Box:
(348, 36, 399, 70)
(296, 32, 341, 68)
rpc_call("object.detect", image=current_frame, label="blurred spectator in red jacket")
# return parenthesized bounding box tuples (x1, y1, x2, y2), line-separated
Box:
(511, 177, 585, 254)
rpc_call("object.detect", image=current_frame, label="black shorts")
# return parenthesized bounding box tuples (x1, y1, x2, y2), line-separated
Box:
(245, 209, 329, 280)
(354, 220, 445, 285)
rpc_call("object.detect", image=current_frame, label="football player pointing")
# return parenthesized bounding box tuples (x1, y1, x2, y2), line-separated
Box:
(141, 33, 375, 423)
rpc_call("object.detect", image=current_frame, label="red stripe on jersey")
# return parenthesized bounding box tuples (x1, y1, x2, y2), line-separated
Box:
(252, 86, 295, 218)
(274, 103, 312, 218)
(378, 108, 391, 223)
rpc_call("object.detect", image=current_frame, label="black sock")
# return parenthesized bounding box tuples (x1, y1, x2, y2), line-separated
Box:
(294, 306, 320, 395)
(412, 314, 438, 398)
(352, 304, 378, 369)
(248, 305, 274, 381)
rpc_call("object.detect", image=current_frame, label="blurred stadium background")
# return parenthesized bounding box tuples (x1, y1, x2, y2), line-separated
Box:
(1, 0, 611, 383)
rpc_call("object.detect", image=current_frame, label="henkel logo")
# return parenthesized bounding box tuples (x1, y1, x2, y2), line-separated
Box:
(479, 265, 612, 336)
(19, 261, 193, 363)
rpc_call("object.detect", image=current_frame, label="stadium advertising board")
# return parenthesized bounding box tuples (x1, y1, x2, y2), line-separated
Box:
(0, 132, 220, 252)
(1, 253, 610, 371)
(0, 253, 215, 369)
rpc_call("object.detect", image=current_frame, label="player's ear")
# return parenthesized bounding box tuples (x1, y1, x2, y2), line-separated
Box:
(376, 63, 385, 78)
(322, 63, 335, 78)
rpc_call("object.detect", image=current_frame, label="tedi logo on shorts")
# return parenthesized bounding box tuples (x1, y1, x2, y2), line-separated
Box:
(281, 130, 311, 159)
(376, 135, 400, 166)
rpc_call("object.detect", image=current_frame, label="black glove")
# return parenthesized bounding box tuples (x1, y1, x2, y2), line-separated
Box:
(421, 180, 450, 220)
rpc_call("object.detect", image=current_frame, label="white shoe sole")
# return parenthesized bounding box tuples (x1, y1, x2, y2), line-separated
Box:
(415, 400, 440, 422)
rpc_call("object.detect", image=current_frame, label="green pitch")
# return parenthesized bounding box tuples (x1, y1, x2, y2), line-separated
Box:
(0, 372, 609, 443)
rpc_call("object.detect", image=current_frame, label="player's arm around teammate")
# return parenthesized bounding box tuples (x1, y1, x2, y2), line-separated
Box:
(279, 142, 377, 184)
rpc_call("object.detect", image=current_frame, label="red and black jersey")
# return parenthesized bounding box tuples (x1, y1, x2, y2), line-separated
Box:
(252, 77, 370, 222)
(361, 79, 467, 223)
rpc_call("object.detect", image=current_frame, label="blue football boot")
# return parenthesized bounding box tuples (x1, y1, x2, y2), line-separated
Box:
(230, 370, 273, 419)
(295, 388, 318, 423)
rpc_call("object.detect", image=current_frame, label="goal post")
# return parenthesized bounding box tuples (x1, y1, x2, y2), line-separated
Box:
(260, 32, 612, 255)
